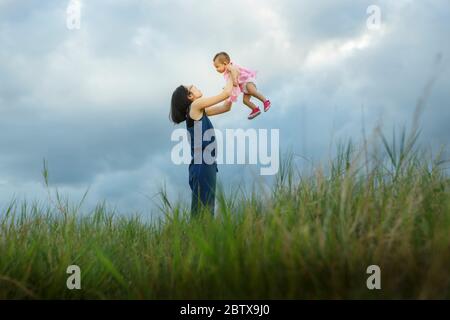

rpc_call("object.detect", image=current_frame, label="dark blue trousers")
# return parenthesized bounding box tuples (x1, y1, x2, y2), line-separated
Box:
(189, 163, 217, 217)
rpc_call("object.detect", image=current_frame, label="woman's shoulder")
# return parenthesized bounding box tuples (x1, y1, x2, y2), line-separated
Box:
(187, 105, 204, 126)
(190, 98, 210, 114)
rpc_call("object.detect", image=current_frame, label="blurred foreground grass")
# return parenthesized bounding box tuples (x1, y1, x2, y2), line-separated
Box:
(0, 128, 449, 299)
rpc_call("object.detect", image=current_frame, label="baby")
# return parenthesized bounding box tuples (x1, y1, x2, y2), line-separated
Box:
(213, 52, 271, 120)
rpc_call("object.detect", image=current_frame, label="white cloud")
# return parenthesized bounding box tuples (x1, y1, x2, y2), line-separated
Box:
(304, 27, 387, 69)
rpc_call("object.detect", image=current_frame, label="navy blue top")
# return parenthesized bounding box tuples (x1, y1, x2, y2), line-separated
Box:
(186, 107, 217, 166)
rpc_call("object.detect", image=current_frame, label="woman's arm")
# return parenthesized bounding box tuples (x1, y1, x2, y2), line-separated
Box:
(205, 101, 232, 117)
(191, 78, 233, 114)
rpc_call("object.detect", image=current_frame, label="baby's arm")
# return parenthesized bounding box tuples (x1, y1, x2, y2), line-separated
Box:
(227, 64, 240, 87)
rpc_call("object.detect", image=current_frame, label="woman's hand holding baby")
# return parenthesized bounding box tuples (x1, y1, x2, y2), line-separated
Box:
(223, 77, 233, 97)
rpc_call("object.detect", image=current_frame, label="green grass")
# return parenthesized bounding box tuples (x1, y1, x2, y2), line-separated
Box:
(0, 128, 449, 299)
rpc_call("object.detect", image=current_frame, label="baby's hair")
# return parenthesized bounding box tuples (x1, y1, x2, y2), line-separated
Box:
(213, 52, 231, 64)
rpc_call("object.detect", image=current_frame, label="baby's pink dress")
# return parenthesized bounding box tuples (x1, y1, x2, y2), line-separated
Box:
(224, 62, 257, 103)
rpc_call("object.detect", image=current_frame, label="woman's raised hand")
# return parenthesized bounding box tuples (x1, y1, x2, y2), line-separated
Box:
(191, 78, 234, 113)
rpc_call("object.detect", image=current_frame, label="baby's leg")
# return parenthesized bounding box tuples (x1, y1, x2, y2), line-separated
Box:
(245, 82, 266, 103)
(243, 94, 258, 110)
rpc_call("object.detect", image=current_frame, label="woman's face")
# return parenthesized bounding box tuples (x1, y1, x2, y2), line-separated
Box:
(185, 85, 203, 101)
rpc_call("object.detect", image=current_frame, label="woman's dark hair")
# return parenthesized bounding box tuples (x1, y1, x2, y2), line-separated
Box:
(170, 85, 191, 124)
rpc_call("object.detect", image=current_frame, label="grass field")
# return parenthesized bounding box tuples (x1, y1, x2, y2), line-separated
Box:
(0, 127, 449, 299)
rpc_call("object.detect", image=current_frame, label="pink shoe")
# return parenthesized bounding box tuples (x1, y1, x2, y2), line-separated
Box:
(263, 100, 271, 112)
(248, 107, 261, 120)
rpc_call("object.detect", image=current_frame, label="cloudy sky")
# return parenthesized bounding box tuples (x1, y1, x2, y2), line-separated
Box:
(1, 0, 449, 218)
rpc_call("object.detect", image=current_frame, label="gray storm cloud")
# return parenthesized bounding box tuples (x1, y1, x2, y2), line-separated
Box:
(0, 0, 449, 217)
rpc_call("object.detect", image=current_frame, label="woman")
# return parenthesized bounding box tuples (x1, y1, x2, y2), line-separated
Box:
(170, 78, 233, 217)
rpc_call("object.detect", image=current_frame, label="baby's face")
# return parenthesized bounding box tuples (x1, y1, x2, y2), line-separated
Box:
(213, 59, 227, 74)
